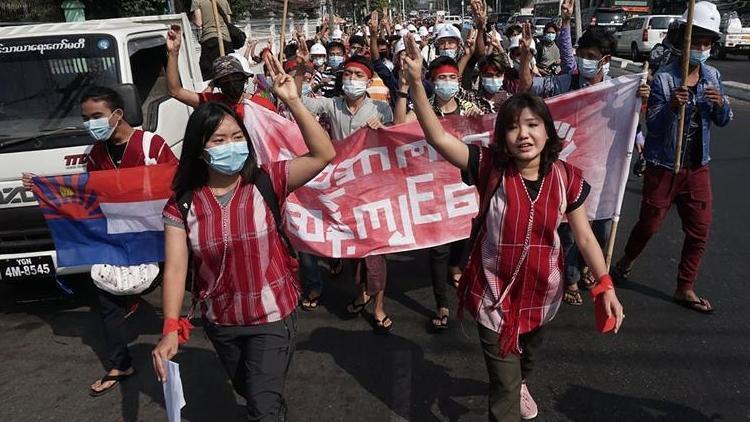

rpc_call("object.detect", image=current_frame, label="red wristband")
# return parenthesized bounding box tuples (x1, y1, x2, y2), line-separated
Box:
(589, 274, 614, 298)
(162, 317, 194, 345)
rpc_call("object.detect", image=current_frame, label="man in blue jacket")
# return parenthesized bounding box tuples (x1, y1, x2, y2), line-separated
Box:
(613, 1, 733, 313)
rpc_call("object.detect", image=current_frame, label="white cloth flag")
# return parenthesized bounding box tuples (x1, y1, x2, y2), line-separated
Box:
(162, 359, 186, 422)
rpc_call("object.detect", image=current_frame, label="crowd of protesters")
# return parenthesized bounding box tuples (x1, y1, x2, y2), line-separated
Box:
(19, 0, 732, 420)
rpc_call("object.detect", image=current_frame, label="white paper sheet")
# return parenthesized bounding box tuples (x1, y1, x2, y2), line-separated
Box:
(162, 359, 186, 422)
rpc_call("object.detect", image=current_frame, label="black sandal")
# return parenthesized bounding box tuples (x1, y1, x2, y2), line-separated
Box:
(673, 297, 714, 314)
(431, 314, 449, 330)
(89, 369, 135, 397)
(301, 294, 321, 311)
(374, 315, 393, 334)
(563, 287, 584, 306)
(346, 296, 372, 316)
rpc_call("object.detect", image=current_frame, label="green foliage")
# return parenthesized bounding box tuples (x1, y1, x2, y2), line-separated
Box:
(119, 0, 164, 17)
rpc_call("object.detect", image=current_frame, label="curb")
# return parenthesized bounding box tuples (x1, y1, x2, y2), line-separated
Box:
(611, 57, 750, 102)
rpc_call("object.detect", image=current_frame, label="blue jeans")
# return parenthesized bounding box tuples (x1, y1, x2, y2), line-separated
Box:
(298, 252, 323, 295)
(558, 219, 612, 286)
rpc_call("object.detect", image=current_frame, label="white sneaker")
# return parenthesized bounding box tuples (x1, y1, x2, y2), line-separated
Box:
(520, 382, 538, 420)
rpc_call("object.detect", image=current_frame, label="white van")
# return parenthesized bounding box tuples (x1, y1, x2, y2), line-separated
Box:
(0, 14, 202, 287)
(615, 15, 680, 61)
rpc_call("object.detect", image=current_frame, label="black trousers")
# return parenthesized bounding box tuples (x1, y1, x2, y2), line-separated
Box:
(199, 37, 234, 80)
(428, 245, 449, 310)
(478, 324, 545, 422)
(204, 312, 297, 422)
(96, 290, 134, 371)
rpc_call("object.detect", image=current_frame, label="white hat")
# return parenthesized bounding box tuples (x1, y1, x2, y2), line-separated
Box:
(434, 23, 445, 32)
(394, 39, 406, 55)
(332, 29, 343, 40)
(355, 31, 364, 36)
(419, 26, 429, 37)
(428, 26, 434, 33)
(395, 23, 403, 31)
(682, 1, 721, 36)
(407, 24, 417, 32)
(436, 24, 462, 41)
(229, 52, 253, 74)
(414, 34, 422, 43)
(310, 43, 327, 55)
(400, 28, 410, 37)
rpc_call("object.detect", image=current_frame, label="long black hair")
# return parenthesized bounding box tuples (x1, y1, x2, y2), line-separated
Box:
(171, 102, 257, 194)
(490, 93, 562, 176)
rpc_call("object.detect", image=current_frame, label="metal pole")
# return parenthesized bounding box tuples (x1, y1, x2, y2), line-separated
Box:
(674, 0, 696, 174)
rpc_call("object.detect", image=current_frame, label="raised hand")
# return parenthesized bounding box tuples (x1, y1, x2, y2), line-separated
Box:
(465, 29, 478, 54)
(167, 24, 182, 54)
(264, 52, 299, 104)
(296, 32, 310, 63)
(369, 10, 379, 35)
(561, 0, 574, 24)
(402, 33, 423, 85)
(519, 22, 533, 59)
(471, 0, 487, 29)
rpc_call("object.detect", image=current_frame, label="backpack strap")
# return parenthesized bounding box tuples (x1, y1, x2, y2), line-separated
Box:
(254, 169, 298, 259)
(141, 131, 157, 166)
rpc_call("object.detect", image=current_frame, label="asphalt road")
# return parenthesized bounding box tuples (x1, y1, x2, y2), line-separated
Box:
(615, 52, 750, 84)
(1, 102, 749, 421)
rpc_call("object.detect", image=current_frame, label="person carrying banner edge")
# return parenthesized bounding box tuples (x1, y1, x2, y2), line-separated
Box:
(292, 51, 395, 333)
(22, 86, 177, 397)
(401, 32, 624, 421)
(517, 0, 651, 306)
(613, 1, 732, 314)
(152, 53, 335, 420)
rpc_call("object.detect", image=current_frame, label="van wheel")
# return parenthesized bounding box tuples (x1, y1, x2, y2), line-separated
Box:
(711, 43, 726, 60)
(631, 44, 640, 62)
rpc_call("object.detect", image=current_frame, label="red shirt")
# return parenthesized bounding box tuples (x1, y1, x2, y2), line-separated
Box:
(162, 161, 300, 326)
(86, 129, 177, 171)
(197, 92, 277, 119)
(459, 146, 586, 357)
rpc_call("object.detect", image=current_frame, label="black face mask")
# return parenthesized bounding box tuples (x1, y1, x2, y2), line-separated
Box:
(219, 79, 246, 100)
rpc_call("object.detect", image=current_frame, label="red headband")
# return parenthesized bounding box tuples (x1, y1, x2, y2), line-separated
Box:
(431, 64, 459, 78)
(480, 63, 502, 74)
(344, 61, 373, 79)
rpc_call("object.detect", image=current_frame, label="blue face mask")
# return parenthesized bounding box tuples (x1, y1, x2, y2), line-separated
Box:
(204, 141, 249, 175)
(83, 112, 119, 142)
(328, 55, 344, 68)
(544, 33, 557, 42)
(434, 80, 460, 100)
(576, 56, 601, 79)
(482, 76, 504, 94)
(689, 49, 710, 65)
(302, 83, 313, 96)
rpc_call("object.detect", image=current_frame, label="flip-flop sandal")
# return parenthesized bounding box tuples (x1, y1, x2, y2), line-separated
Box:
(301, 295, 321, 312)
(563, 288, 583, 306)
(580, 269, 597, 290)
(374, 315, 393, 335)
(673, 297, 714, 314)
(346, 296, 372, 316)
(89, 369, 135, 397)
(611, 261, 632, 284)
(431, 314, 449, 330)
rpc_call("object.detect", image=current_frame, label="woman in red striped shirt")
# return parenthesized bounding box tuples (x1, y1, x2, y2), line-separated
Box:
(151, 56, 335, 420)
(402, 34, 625, 421)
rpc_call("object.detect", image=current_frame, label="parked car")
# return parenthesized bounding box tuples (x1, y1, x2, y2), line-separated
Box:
(532, 16, 554, 37)
(505, 13, 535, 30)
(581, 7, 627, 33)
(615, 15, 680, 61)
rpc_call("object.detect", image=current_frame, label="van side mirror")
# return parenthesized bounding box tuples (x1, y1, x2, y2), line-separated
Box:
(113, 84, 143, 127)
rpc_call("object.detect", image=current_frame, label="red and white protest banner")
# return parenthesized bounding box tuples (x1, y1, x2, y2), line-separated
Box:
(243, 74, 644, 258)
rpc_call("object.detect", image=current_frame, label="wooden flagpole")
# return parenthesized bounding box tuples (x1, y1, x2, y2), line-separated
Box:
(673, 0, 696, 174)
(280, 0, 290, 61)
(210, 0, 226, 56)
(605, 62, 649, 270)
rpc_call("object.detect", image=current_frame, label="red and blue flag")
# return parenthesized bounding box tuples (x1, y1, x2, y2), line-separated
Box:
(31, 164, 176, 267)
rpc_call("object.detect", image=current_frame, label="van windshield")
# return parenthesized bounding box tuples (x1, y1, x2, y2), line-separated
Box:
(0, 35, 119, 151)
(649, 17, 677, 30)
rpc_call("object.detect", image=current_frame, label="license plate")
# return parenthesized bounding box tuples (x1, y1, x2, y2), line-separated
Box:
(0, 256, 55, 281)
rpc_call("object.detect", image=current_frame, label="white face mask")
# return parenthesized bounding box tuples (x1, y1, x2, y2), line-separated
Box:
(342, 79, 368, 99)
